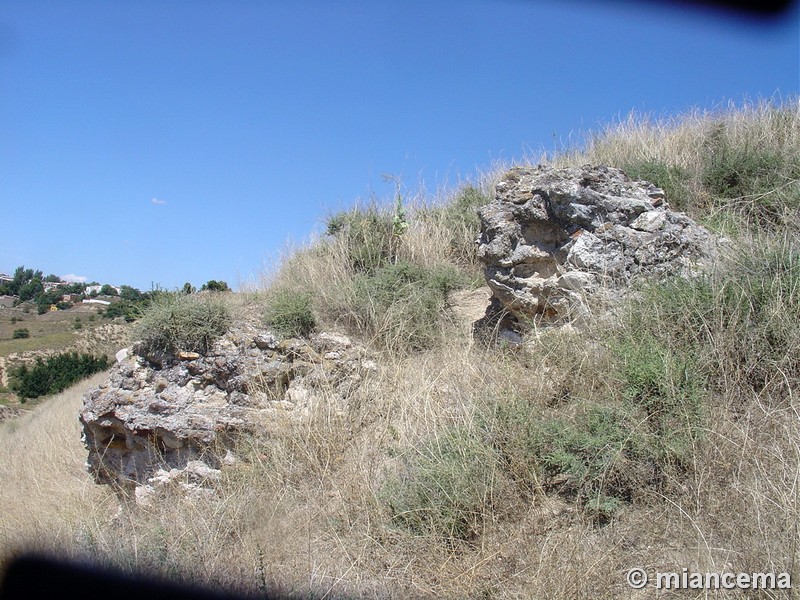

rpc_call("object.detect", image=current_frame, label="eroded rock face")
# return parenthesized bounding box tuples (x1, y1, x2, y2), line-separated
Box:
(476, 165, 717, 328)
(80, 316, 375, 500)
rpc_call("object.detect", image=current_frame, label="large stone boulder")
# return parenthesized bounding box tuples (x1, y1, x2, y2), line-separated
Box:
(80, 314, 375, 502)
(476, 165, 717, 329)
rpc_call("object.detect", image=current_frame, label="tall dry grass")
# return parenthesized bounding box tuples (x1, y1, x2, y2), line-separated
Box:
(0, 372, 117, 564)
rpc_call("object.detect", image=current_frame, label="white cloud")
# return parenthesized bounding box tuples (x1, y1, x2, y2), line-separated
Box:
(62, 274, 87, 283)
(151, 197, 167, 205)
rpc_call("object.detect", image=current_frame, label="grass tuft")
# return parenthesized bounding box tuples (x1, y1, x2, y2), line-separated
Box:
(133, 292, 231, 356)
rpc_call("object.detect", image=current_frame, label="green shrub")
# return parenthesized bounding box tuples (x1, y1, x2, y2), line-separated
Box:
(347, 261, 464, 351)
(326, 204, 398, 273)
(710, 241, 798, 397)
(702, 121, 800, 224)
(102, 300, 144, 322)
(263, 287, 316, 337)
(383, 428, 500, 541)
(10, 352, 109, 400)
(12, 328, 30, 339)
(491, 398, 654, 521)
(201, 280, 231, 292)
(631, 239, 799, 403)
(614, 336, 704, 467)
(133, 292, 231, 355)
(623, 159, 691, 211)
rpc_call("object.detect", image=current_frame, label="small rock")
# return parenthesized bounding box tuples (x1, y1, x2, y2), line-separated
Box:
(134, 484, 155, 506)
(629, 210, 667, 232)
(154, 377, 168, 392)
(254, 333, 278, 350)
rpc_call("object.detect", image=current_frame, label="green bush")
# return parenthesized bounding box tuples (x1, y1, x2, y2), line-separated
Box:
(326, 204, 398, 273)
(133, 292, 231, 356)
(702, 121, 800, 224)
(713, 242, 798, 397)
(631, 239, 799, 403)
(491, 397, 654, 522)
(102, 300, 145, 322)
(614, 336, 704, 467)
(201, 280, 231, 292)
(263, 287, 316, 338)
(10, 352, 109, 400)
(623, 159, 691, 211)
(348, 261, 464, 351)
(383, 428, 500, 541)
(12, 328, 30, 339)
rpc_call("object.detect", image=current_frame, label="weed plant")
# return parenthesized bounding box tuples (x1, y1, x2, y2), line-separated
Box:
(382, 427, 502, 542)
(263, 287, 316, 338)
(133, 292, 231, 355)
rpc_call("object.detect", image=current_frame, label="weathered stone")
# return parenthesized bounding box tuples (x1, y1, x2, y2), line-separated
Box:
(476, 165, 717, 331)
(81, 319, 375, 499)
(253, 332, 279, 350)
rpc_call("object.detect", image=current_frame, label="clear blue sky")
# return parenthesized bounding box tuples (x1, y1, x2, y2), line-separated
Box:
(1, 1, 797, 291)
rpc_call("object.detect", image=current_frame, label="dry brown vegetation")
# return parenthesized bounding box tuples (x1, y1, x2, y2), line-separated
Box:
(1, 99, 798, 599)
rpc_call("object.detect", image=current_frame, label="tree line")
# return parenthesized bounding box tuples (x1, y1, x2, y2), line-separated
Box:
(1, 266, 230, 318)
(10, 352, 110, 400)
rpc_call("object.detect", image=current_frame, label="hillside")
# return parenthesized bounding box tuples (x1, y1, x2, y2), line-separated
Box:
(1, 100, 798, 599)
(0, 303, 130, 410)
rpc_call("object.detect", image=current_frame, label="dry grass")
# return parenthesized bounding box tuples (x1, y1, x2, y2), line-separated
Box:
(0, 372, 117, 564)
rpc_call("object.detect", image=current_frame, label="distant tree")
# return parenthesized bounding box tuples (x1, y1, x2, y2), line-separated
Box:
(102, 300, 142, 322)
(9, 352, 109, 401)
(36, 288, 64, 313)
(11, 266, 35, 295)
(44, 274, 61, 283)
(119, 285, 143, 302)
(18, 279, 43, 303)
(181, 282, 196, 295)
(100, 284, 118, 296)
(64, 282, 86, 295)
(201, 280, 231, 292)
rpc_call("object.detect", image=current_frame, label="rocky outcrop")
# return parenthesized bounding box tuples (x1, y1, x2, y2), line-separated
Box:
(80, 315, 375, 502)
(476, 165, 717, 330)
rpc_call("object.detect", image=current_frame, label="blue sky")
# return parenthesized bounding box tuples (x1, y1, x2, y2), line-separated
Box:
(1, 1, 797, 291)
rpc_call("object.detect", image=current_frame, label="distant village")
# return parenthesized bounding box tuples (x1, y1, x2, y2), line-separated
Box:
(0, 268, 230, 317)
(0, 269, 134, 313)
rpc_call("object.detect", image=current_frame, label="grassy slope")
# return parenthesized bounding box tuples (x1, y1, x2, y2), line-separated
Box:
(0, 372, 116, 558)
(0, 100, 798, 599)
